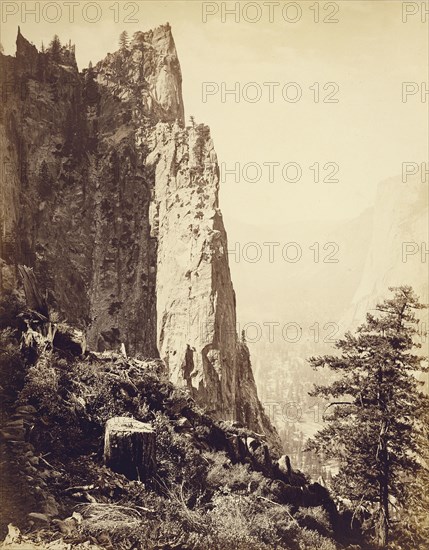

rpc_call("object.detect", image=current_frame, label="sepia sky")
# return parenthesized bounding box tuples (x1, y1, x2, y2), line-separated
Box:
(1, 0, 427, 228)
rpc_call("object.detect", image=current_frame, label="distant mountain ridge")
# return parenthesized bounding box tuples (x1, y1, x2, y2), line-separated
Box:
(228, 175, 428, 400)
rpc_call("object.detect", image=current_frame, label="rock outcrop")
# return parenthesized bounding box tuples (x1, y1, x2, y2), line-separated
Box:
(0, 26, 278, 444)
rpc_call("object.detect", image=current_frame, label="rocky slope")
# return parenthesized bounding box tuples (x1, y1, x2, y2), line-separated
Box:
(0, 314, 349, 549)
(0, 26, 277, 443)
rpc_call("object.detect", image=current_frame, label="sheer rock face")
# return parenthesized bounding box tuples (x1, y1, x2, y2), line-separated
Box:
(342, 175, 429, 333)
(148, 123, 278, 440)
(0, 28, 93, 327)
(0, 26, 279, 445)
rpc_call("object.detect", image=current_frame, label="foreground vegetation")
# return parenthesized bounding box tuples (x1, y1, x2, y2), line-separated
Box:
(307, 287, 429, 549)
(3, 286, 427, 549)
(0, 288, 357, 550)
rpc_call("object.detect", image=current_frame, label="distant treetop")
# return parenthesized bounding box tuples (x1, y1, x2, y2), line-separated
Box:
(119, 31, 129, 50)
(49, 34, 61, 59)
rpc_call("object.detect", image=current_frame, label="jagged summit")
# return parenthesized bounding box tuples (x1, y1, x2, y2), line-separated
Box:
(0, 26, 278, 446)
(131, 22, 173, 44)
(96, 23, 184, 126)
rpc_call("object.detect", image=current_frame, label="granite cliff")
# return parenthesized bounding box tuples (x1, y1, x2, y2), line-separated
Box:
(342, 174, 428, 334)
(0, 26, 278, 444)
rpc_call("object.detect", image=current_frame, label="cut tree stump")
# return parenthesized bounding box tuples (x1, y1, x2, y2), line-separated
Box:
(104, 417, 156, 481)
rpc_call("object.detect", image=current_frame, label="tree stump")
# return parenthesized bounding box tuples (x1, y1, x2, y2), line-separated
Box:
(104, 417, 156, 481)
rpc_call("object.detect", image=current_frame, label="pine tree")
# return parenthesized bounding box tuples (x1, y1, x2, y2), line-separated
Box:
(396, 408, 429, 548)
(119, 30, 129, 50)
(306, 286, 429, 548)
(49, 34, 61, 61)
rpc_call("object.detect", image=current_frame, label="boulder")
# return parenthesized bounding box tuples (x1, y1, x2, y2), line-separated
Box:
(277, 454, 292, 479)
(249, 443, 273, 475)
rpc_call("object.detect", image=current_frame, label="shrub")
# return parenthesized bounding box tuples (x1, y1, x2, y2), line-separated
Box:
(20, 352, 59, 408)
(18, 352, 86, 453)
(295, 506, 333, 537)
(152, 411, 209, 496)
(207, 493, 269, 549)
(0, 288, 26, 329)
(0, 328, 26, 403)
(296, 528, 337, 550)
(206, 453, 267, 494)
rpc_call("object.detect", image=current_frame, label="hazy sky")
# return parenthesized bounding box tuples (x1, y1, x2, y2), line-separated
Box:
(1, 1, 427, 229)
